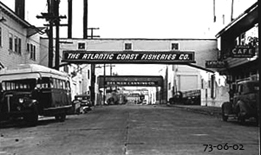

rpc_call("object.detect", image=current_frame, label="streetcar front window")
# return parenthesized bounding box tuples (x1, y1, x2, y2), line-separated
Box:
(1, 79, 37, 91)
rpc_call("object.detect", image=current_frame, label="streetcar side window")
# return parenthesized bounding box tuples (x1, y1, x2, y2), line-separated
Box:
(1, 80, 35, 90)
(50, 78, 54, 88)
(41, 77, 51, 89)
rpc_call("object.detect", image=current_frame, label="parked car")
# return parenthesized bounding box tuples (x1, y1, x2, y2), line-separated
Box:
(72, 95, 92, 114)
(221, 80, 259, 124)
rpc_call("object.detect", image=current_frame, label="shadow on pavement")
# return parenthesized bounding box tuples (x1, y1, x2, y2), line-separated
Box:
(0, 117, 62, 129)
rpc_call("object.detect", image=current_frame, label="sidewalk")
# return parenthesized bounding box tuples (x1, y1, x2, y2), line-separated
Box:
(167, 104, 222, 117)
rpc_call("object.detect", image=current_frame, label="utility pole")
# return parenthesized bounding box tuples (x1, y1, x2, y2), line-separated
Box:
(54, 0, 60, 70)
(88, 27, 100, 105)
(83, 0, 88, 39)
(68, 0, 72, 38)
(48, 1, 54, 69)
(213, 0, 216, 22)
(37, 0, 65, 70)
(83, 0, 95, 105)
(231, 0, 234, 21)
(87, 27, 100, 39)
(37, 0, 54, 68)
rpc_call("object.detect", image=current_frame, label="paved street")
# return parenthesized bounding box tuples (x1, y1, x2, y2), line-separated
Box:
(0, 104, 259, 155)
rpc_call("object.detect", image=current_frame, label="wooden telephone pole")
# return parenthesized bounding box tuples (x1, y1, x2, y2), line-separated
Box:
(37, 0, 65, 70)
(83, 0, 100, 105)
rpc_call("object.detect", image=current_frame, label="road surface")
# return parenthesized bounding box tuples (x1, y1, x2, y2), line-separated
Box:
(0, 104, 259, 155)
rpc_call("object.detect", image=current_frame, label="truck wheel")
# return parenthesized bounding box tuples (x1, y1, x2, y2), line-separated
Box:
(236, 106, 245, 124)
(55, 114, 66, 122)
(238, 116, 245, 124)
(255, 116, 259, 126)
(237, 114, 245, 124)
(221, 102, 231, 121)
(222, 109, 228, 121)
(24, 105, 38, 126)
(60, 114, 66, 122)
(24, 112, 38, 126)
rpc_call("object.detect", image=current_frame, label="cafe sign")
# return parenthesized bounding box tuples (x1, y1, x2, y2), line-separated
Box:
(62, 50, 195, 64)
(231, 45, 255, 58)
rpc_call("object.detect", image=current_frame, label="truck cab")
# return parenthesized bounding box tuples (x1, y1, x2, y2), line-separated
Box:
(222, 80, 259, 124)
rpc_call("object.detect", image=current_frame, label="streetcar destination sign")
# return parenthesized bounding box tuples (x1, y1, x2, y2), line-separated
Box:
(62, 50, 195, 64)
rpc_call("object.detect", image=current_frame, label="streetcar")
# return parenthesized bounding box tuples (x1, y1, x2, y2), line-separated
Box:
(0, 64, 72, 125)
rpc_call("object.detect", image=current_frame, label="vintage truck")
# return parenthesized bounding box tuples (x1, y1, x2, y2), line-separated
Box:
(221, 80, 259, 124)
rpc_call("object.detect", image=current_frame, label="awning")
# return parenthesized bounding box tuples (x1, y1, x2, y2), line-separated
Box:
(27, 26, 46, 37)
(187, 64, 215, 73)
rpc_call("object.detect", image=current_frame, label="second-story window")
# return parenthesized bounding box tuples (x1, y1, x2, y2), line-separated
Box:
(124, 43, 132, 50)
(14, 36, 18, 53)
(78, 43, 85, 49)
(29, 43, 36, 61)
(14, 36, 22, 54)
(27, 43, 30, 52)
(18, 38, 21, 54)
(9, 33, 13, 51)
(171, 43, 179, 50)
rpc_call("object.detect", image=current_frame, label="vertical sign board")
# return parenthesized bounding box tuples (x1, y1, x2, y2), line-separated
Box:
(205, 60, 227, 68)
(62, 50, 195, 64)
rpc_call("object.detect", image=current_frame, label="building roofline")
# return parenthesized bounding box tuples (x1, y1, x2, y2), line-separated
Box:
(41, 37, 217, 41)
(187, 64, 215, 73)
(215, 2, 258, 38)
(0, 1, 44, 36)
(0, 1, 31, 27)
(98, 75, 163, 78)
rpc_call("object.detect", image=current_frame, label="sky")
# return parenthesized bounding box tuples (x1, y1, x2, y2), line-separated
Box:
(0, 0, 214, 75)
(2, 0, 256, 38)
(1, 0, 257, 75)
(1, 0, 215, 38)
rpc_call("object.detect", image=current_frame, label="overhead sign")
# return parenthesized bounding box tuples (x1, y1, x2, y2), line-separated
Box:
(231, 45, 255, 58)
(62, 50, 195, 64)
(205, 60, 227, 68)
(98, 76, 163, 88)
(105, 81, 157, 86)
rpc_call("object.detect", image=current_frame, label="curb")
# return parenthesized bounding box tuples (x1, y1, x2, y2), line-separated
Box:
(167, 105, 222, 117)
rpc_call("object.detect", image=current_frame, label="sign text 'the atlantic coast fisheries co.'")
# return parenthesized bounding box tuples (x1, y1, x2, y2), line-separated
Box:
(62, 51, 195, 64)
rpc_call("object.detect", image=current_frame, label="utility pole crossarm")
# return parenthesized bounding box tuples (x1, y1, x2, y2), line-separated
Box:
(87, 27, 100, 39)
